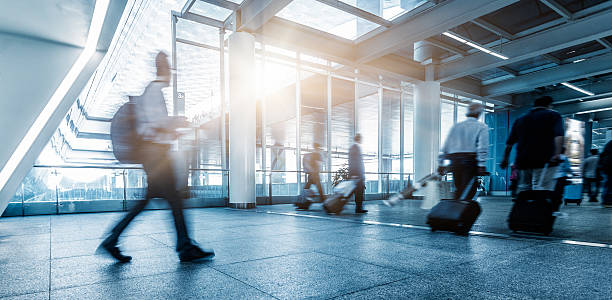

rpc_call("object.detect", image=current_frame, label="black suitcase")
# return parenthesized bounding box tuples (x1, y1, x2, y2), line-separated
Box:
(508, 190, 556, 235)
(295, 188, 316, 210)
(323, 180, 357, 214)
(427, 178, 481, 235)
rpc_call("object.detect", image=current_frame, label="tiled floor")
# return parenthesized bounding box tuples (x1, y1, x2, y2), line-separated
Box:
(0, 197, 611, 299)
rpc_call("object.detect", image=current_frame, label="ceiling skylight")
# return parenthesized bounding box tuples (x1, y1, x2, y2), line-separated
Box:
(277, 0, 380, 40)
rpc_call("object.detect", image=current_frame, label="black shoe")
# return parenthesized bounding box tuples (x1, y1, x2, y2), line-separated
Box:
(179, 244, 215, 262)
(97, 237, 132, 263)
(355, 209, 368, 214)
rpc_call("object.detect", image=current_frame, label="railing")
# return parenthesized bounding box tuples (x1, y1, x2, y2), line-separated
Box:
(6, 165, 229, 216)
(255, 169, 413, 204)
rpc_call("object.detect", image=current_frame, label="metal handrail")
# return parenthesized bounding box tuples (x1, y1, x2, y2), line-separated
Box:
(33, 165, 229, 172)
(256, 169, 407, 175)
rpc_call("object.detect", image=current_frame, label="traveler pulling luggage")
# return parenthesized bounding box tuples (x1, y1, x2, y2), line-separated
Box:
(508, 164, 557, 235)
(427, 177, 482, 235)
(323, 179, 359, 214)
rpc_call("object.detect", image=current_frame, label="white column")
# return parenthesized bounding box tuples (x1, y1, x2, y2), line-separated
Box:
(228, 32, 256, 209)
(413, 81, 441, 181)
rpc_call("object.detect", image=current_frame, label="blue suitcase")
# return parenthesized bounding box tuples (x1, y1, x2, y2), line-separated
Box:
(563, 184, 582, 206)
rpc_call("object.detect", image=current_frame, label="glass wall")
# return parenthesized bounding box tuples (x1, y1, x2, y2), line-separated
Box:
(331, 76, 355, 172)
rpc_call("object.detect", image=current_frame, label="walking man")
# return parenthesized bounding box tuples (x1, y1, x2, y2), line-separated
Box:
(582, 149, 600, 202)
(439, 103, 489, 200)
(501, 96, 564, 192)
(303, 143, 324, 202)
(349, 134, 367, 213)
(99, 52, 214, 263)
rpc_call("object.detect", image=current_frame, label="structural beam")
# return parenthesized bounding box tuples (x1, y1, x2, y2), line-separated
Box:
(314, 0, 392, 27)
(482, 53, 612, 97)
(597, 38, 612, 50)
(182, 12, 224, 28)
(181, 0, 196, 16)
(438, 9, 612, 82)
(200, 0, 239, 11)
(470, 18, 514, 40)
(539, 0, 573, 19)
(557, 97, 612, 115)
(238, 0, 293, 32)
(424, 38, 468, 57)
(355, 0, 518, 63)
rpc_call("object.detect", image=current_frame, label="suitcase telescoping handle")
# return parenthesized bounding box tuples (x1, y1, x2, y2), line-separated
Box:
(460, 177, 481, 201)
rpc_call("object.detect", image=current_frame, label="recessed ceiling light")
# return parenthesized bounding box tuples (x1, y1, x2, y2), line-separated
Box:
(561, 82, 595, 96)
(572, 58, 586, 63)
(442, 31, 508, 60)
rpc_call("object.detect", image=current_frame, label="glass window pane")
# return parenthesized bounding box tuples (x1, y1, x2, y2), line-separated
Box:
(176, 19, 220, 48)
(382, 89, 401, 174)
(440, 101, 455, 148)
(263, 59, 298, 195)
(277, 0, 380, 40)
(331, 77, 355, 172)
(190, 1, 233, 20)
(403, 83, 414, 177)
(357, 81, 378, 192)
(457, 104, 468, 123)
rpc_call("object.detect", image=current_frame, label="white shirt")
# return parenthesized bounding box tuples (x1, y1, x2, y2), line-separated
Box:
(441, 117, 489, 167)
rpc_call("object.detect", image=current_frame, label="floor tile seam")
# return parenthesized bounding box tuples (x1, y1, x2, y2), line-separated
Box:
(325, 274, 416, 300)
(0, 290, 49, 299)
(208, 266, 281, 300)
(49, 264, 215, 292)
(310, 249, 414, 276)
(210, 250, 314, 267)
(263, 210, 612, 250)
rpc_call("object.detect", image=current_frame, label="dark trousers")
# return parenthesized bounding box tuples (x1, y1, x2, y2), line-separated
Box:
(603, 175, 612, 205)
(449, 153, 478, 200)
(109, 143, 191, 251)
(584, 178, 600, 201)
(553, 177, 567, 211)
(354, 185, 365, 211)
(304, 172, 324, 202)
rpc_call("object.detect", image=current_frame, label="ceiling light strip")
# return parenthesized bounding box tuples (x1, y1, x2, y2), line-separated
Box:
(561, 82, 595, 96)
(0, 0, 110, 191)
(442, 31, 508, 60)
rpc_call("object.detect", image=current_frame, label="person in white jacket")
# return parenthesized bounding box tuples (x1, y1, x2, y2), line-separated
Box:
(439, 103, 489, 200)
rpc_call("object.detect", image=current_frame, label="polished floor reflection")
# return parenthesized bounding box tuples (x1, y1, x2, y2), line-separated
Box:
(0, 198, 610, 299)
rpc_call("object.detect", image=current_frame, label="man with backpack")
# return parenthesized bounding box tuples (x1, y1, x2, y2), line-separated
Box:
(99, 52, 214, 263)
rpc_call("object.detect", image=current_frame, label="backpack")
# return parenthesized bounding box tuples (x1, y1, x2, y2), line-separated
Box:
(110, 96, 142, 163)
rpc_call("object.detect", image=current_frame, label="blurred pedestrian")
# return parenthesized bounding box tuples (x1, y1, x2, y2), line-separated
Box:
(99, 52, 214, 263)
(598, 140, 612, 207)
(500, 96, 564, 192)
(582, 149, 600, 202)
(553, 147, 572, 210)
(303, 143, 324, 202)
(349, 134, 367, 213)
(439, 103, 489, 200)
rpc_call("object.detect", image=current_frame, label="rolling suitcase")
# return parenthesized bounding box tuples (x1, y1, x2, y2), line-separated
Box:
(508, 190, 556, 235)
(563, 182, 582, 206)
(508, 165, 557, 235)
(427, 177, 481, 235)
(295, 187, 317, 210)
(323, 179, 357, 214)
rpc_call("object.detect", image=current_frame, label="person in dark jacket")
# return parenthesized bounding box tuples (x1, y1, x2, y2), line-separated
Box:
(349, 134, 367, 213)
(500, 96, 564, 192)
(598, 140, 612, 207)
(304, 143, 324, 202)
(98, 52, 214, 263)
